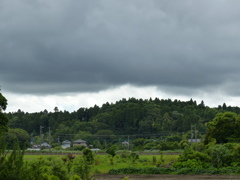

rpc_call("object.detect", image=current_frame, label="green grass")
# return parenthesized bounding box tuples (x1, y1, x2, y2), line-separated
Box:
(23, 153, 179, 174)
(93, 154, 179, 173)
(23, 154, 64, 161)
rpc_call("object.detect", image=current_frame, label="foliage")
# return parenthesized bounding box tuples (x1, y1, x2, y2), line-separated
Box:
(173, 159, 210, 169)
(6, 97, 234, 149)
(109, 167, 174, 174)
(178, 147, 211, 163)
(205, 144, 233, 168)
(62, 153, 76, 162)
(4, 128, 30, 149)
(120, 150, 129, 158)
(73, 148, 95, 180)
(69, 145, 86, 151)
(71, 175, 82, 180)
(129, 152, 139, 163)
(165, 135, 182, 142)
(0, 90, 8, 135)
(156, 151, 165, 167)
(0, 137, 25, 179)
(51, 159, 69, 180)
(106, 145, 117, 157)
(205, 112, 240, 144)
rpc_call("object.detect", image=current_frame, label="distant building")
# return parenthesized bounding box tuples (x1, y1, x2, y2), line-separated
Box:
(91, 148, 101, 153)
(32, 144, 40, 149)
(122, 141, 129, 146)
(72, 139, 88, 147)
(32, 142, 51, 149)
(62, 140, 71, 149)
(41, 142, 51, 148)
(188, 139, 201, 143)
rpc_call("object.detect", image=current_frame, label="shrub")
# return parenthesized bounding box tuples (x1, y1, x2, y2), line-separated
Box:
(73, 148, 94, 180)
(51, 159, 68, 180)
(71, 175, 82, 180)
(109, 167, 174, 174)
(62, 153, 75, 163)
(206, 144, 233, 168)
(71, 145, 86, 151)
(120, 150, 129, 158)
(106, 145, 117, 157)
(49, 175, 60, 180)
(178, 147, 211, 163)
(173, 159, 210, 169)
(152, 156, 157, 165)
(53, 146, 62, 150)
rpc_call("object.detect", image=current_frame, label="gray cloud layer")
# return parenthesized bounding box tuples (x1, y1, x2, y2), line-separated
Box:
(1, 0, 240, 95)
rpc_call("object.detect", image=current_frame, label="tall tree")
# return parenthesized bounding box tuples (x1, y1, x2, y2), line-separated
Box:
(0, 89, 8, 134)
(204, 112, 240, 144)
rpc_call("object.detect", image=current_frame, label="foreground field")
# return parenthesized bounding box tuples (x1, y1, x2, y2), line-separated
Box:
(24, 153, 179, 174)
(21, 153, 240, 179)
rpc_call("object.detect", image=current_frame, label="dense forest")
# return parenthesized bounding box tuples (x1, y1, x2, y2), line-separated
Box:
(5, 97, 240, 149)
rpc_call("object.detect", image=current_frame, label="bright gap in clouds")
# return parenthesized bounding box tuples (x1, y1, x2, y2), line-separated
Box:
(3, 84, 239, 113)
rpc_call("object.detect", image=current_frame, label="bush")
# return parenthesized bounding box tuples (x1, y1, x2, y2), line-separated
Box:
(70, 175, 82, 180)
(73, 148, 94, 180)
(178, 147, 211, 163)
(54, 146, 62, 150)
(0, 139, 25, 180)
(49, 175, 60, 180)
(109, 167, 174, 174)
(106, 145, 117, 157)
(173, 159, 210, 169)
(206, 144, 233, 168)
(70, 145, 86, 151)
(120, 150, 129, 158)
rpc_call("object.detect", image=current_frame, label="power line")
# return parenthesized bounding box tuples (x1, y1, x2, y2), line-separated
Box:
(55, 133, 171, 137)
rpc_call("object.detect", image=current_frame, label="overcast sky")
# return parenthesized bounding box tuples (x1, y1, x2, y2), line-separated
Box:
(1, 0, 240, 113)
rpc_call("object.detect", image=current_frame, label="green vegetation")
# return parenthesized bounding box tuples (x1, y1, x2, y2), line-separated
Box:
(0, 89, 8, 135)
(22, 153, 178, 174)
(6, 97, 240, 150)
(3, 87, 240, 177)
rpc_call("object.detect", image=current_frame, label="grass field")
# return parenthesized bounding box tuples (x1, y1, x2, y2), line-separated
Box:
(23, 153, 179, 174)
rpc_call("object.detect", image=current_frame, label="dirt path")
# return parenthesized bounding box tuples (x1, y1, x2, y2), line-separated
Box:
(94, 174, 240, 180)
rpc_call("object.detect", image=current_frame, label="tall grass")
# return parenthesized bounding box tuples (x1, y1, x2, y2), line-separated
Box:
(23, 153, 179, 174)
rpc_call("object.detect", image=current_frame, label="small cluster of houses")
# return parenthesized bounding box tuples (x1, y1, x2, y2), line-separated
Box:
(61, 139, 87, 149)
(31, 139, 88, 150)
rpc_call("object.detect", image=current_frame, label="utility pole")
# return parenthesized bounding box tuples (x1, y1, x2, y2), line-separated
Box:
(40, 126, 44, 150)
(49, 127, 51, 151)
(191, 124, 194, 144)
(128, 135, 130, 151)
(195, 126, 198, 141)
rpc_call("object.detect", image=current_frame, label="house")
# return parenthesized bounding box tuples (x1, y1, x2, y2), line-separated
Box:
(91, 148, 101, 153)
(62, 140, 71, 149)
(41, 142, 51, 148)
(188, 139, 201, 143)
(32, 144, 40, 149)
(32, 142, 51, 149)
(72, 139, 88, 147)
(122, 141, 129, 146)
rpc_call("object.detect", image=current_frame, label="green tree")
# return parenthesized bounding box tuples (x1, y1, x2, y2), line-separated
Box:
(0, 90, 8, 134)
(5, 128, 30, 149)
(0, 138, 25, 179)
(204, 112, 240, 144)
(73, 148, 94, 180)
(106, 145, 118, 157)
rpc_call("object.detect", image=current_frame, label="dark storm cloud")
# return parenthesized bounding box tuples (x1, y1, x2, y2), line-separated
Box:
(1, 0, 240, 95)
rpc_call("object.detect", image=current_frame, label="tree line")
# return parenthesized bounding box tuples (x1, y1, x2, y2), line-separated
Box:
(4, 97, 240, 148)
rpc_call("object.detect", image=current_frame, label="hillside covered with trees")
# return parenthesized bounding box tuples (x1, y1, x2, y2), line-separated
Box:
(5, 98, 240, 149)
